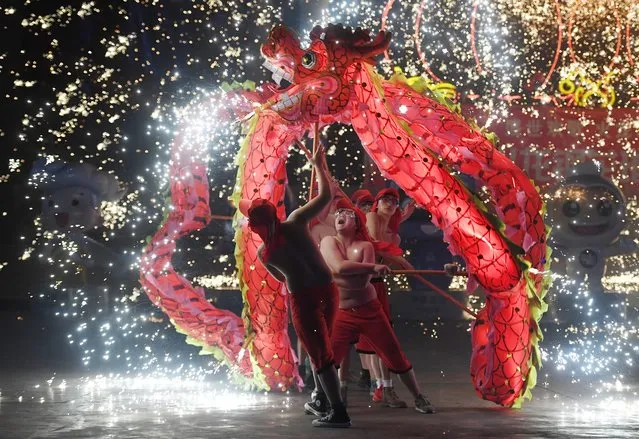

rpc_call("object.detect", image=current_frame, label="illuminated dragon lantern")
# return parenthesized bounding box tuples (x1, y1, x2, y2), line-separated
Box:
(139, 24, 551, 408)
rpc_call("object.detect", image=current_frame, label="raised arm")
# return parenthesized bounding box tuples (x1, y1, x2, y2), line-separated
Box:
(320, 237, 389, 276)
(311, 175, 342, 225)
(289, 143, 332, 224)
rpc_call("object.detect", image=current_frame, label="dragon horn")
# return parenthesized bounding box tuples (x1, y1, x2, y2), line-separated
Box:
(357, 31, 391, 59)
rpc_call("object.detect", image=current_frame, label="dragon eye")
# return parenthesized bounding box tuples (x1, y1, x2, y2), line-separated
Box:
(301, 51, 316, 68)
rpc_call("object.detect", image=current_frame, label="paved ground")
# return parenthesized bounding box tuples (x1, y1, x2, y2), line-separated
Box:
(0, 312, 637, 438)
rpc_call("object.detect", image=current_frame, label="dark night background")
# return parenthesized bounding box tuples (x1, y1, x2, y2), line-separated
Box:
(0, 1, 459, 374)
(0, 1, 459, 307)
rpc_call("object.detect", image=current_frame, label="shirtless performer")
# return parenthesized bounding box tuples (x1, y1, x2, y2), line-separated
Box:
(239, 145, 350, 428)
(346, 188, 376, 389)
(320, 200, 435, 414)
(313, 187, 374, 393)
(357, 187, 416, 403)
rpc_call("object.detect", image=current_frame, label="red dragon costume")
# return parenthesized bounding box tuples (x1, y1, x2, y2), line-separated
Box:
(139, 24, 550, 408)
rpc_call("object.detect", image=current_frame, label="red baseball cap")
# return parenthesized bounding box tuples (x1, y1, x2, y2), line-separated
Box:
(351, 189, 374, 205)
(375, 187, 400, 200)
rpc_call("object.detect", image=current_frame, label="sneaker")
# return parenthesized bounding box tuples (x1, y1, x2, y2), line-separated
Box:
(340, 386, 348, 408)
(382, 387, 408, 408)
(304, 391, 329, 417)
(357, 369, 371, 389)
(372, 386, 383, 403)
(415, 395, 435, 414)
(311, 408, 351, 428)
(369, 381, 377, 396)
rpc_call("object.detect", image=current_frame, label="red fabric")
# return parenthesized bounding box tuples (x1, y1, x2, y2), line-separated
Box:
(355, 279, 391, 353)
(332, 299, 411, 374)
(372, 188, 402, 234)
(372, 278, 391, 321)
(232, 114, 303, 391)
(140, 139, 253, 381)
(351, 66, 547, 406)
(290, 282, 339, 372)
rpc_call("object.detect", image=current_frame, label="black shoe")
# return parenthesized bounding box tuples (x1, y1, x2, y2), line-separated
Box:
(357, 368, 371, 389)
(415, 394, 435, 414)
(312, 408, 351, 428)
(304, 391, 329, 417)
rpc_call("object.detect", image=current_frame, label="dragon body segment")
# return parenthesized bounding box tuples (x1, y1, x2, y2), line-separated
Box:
(349, 65, 547, 407)
(231, 113, 304, 391)
(139, 134, 254, 385)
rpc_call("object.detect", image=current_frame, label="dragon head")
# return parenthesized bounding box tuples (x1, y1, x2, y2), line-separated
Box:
(260, 24, 391, 122)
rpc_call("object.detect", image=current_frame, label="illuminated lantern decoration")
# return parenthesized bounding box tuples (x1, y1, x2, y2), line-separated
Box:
(548, 161, 638, 293)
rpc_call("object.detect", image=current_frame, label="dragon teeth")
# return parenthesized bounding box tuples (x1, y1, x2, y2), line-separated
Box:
(282, 71, 294, 83)
(271, 92, 303, 111)
(263, 60, 294, 85)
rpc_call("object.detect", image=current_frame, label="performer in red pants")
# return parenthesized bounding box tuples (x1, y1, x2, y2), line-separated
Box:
(239, 144, 349, 428)
(319, 201, 434, 414)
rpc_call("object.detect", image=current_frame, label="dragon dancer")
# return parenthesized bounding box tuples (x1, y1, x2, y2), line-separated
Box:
(239, 144, 350, 428)
(320, 200, 434, 414)
(356, 188, 413, 402)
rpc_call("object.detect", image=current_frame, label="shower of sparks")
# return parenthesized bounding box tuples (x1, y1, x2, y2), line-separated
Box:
(1, 0, 637, 410)
(2, 374, 277, 421)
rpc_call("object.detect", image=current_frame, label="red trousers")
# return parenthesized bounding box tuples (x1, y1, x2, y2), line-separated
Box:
(290, 282, 338, 373)
(332, 298, 412, 374)
(356, 278, 391, 354)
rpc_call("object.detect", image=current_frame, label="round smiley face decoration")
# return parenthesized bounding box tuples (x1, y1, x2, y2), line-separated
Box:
(548, 161, 637, 293)
(30, 158, 125, 269)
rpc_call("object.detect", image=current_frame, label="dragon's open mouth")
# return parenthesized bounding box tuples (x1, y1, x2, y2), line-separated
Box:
(569, 223, 608, 235)
(262, 59, 303, 112)
(262, 59, 294, 86)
